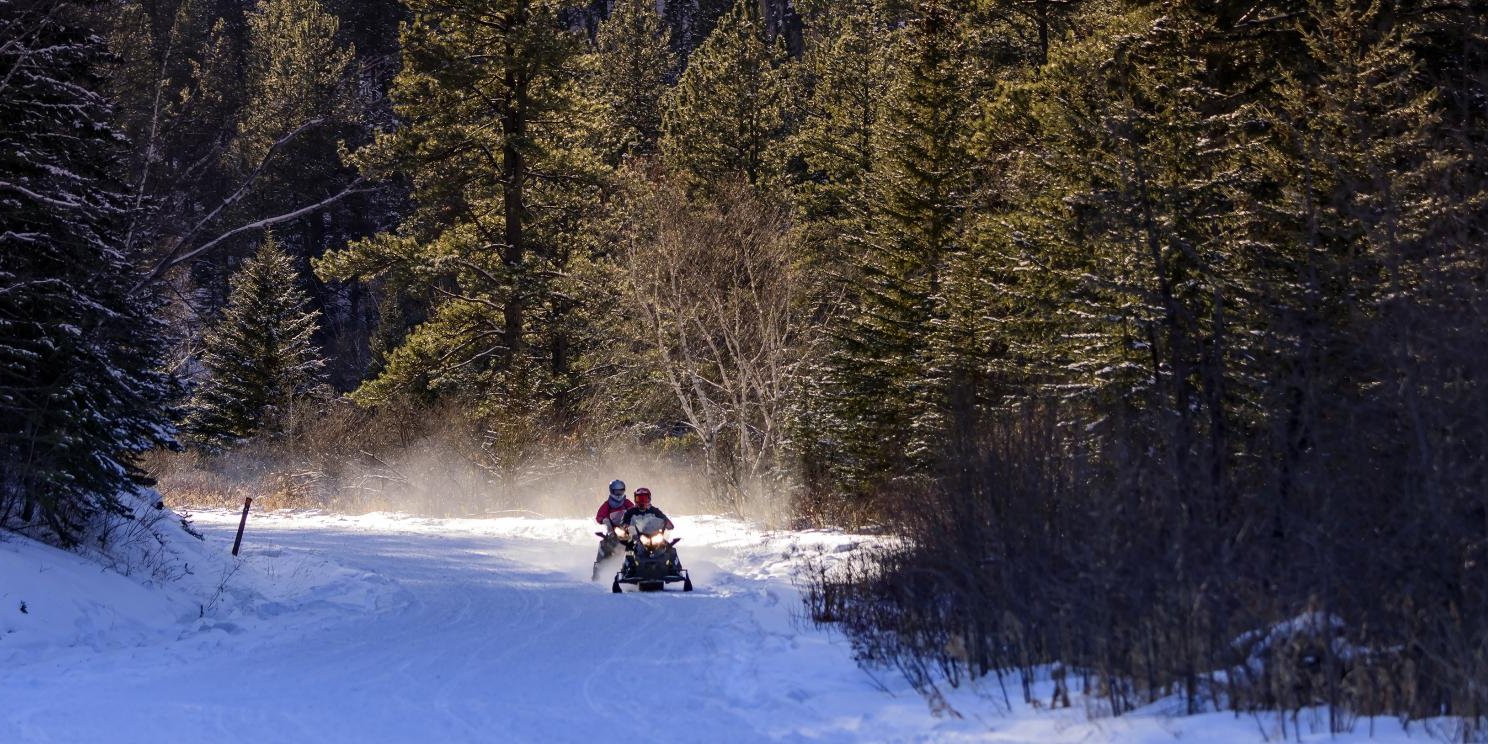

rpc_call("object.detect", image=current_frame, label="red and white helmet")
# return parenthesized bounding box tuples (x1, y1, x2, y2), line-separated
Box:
(634, 487, 652, 507)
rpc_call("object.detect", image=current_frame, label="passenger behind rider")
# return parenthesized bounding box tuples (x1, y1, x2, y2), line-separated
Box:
(595, 479, 634, 554)
(622, 487, 674, 531)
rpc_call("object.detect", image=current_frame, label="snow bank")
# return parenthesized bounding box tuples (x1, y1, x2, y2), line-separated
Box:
(0, 494, 405, 668)
(0, 529, 194, 657)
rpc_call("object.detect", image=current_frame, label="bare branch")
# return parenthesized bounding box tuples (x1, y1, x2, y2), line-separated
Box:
(136, 178, 370, 288)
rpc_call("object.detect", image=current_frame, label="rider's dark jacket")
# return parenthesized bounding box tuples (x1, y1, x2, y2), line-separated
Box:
(622, 505, 674, 531)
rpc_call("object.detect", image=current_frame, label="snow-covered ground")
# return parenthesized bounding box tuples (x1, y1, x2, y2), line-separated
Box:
(1, 510, 1432, 743)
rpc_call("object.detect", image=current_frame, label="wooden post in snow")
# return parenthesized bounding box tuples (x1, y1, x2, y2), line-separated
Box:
(231, 497, 252, 556)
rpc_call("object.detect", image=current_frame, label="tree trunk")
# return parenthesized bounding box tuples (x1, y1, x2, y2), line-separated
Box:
(500, 15, 530, 369)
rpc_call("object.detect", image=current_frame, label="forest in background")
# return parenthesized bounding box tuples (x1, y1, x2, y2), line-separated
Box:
(3, 0, 1487, 733)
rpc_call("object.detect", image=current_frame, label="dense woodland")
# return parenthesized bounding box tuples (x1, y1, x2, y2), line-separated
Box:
(3, 0, 1487, 732)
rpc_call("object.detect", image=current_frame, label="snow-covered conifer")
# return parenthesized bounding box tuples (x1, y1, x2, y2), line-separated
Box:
(0, 0, 174, 545)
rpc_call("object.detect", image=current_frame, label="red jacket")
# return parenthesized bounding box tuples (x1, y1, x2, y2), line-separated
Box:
(596, 498, 634, 527)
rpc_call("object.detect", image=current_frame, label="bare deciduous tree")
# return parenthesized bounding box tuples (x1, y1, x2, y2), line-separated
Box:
(617, 175, 819, 513)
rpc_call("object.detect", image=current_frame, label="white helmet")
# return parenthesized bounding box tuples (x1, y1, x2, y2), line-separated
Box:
(608, 479, 626, 497)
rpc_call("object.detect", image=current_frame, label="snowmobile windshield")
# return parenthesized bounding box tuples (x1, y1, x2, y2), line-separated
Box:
(630, 513, 667, 537)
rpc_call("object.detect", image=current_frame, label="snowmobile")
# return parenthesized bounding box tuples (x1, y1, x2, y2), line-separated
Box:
(610, 513, 692, 593)
(592, 523, 631, 581)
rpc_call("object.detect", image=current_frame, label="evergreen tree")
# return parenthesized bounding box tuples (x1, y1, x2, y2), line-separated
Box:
(591, 0, 676, 165)
(107, 0, 247, 259)
(788, 1, 892, 270)
(957, 11, 1268, 587)
(234, 0, 356, 169)
(661, 0, 732, 58)
(186, 233, 326, 449)
(103, 0, 378, 390)
(659, 0, 787, 189)
(820, 1, 977, 495)
(315, 0, 601, 429)
(1231, 0, 1458, 578)
(785, 2, 892, 513)
(0, 0, 173, 545)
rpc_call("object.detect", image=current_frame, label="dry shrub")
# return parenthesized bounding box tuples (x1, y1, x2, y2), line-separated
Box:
(806, 370, 1488, 735)
(147, 395, 491, 513)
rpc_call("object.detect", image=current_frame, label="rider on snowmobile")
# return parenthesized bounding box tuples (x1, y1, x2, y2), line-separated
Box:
(595, 479, 633, 531)
(622, 487, 674, 531)
(594, 480, 634, 566)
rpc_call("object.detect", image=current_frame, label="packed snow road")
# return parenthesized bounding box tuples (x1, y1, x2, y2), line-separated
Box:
(2, 512, 971, 743)
(1, 512, 1427, 743)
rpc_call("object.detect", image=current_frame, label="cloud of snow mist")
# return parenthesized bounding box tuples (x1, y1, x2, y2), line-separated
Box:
(150, 420, 794, 525)
(527, 451, 717, 519)
(329, 438, 719, 520)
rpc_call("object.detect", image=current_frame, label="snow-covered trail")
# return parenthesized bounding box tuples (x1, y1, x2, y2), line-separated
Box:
(1, 512, 1428, 743)
(2, 513, 975, 743)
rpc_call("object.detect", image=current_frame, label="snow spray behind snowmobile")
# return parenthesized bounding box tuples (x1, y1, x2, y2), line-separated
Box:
(610, 513, 692, 593)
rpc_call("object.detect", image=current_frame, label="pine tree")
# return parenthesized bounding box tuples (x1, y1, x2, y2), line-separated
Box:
(234, 0, 356, 169)
(954, 6, 1270, 620)
(107, 0, 246, 257)
(782, 3, 894, 512)
(978, 7, 1249, 428)
(591, 0, 676, 165)
(1242, 0, 1444, 371)
(1228, 0, 1458, 575)
(820, 1, 977, 495)
(788, 1, 892, 270)
(661, 0, 733, 58)
(659, 0, 787, 189)
(185, 233, 326, 449)
(315, 0, 601, 428)
(0, 0, 174, 545)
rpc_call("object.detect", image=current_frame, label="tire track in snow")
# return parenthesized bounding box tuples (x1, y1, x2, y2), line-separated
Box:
(581, 588, 668, 716)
